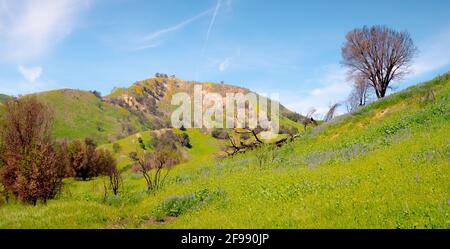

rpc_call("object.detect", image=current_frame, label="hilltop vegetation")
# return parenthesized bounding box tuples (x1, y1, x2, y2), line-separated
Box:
(0, 73, 448, 228)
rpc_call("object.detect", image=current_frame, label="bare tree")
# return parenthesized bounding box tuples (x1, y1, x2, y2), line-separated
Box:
(324, 103, 341, 122)
(346, 73, 372, 112)
(107, 167, 122, 196)
(135, 149, 180, 191)
(341, 25, 417, 98)
(353, 73, 371, 106)
(301, 108, 318, 131)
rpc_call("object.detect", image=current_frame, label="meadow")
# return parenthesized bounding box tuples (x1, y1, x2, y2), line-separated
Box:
(0, 74, 449, 228)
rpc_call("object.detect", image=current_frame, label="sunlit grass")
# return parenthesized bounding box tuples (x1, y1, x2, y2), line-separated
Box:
(0, 74, 449, 228)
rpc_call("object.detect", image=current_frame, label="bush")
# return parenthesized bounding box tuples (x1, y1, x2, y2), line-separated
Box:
(279, 125, 299, 136)
(134, 148, 181, 191)
(0, 97, 66, 205)
(129, 151, 139, 161)
(90, 90, 102, 99)
(211, 128, 229, 140)
(150, 130, 178, 151)
(112, 143, 121, 154)
(239, 132, 251, 140)
(66, 139, 116, 180)
(138, 137, 146, 150)
(178, 133, 192, 148)
(153, 189, 219, 221)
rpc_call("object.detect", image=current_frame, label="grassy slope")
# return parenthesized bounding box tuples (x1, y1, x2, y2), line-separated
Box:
(98, 128, 226, 170)
(0, 75, 448, 228)
(35, 89, 148, 144)
(0, 94, 12, 104)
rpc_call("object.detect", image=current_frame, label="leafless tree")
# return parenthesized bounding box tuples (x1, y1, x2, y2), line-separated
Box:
(108, 167, 122, 196)
(341, 25, 417, 98)
(324, 103, 341, 122)
(135, 149, 180, 191)
(301, 108, 318, 131)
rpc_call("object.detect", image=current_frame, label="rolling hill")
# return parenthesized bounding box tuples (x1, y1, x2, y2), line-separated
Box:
(0, 76, 304, 144)
(0, 72, 448, 228)
(0, 94, 12, 104)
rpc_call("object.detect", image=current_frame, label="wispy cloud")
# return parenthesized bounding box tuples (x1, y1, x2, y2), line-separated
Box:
(282, 65, 351, 117)
(0, 0, 90, 62)
(18, 65, 43, 82)
(217, 48, 240, 72)
(134, 8, 213, 50)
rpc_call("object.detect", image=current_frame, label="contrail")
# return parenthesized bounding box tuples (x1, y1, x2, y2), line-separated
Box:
(196, 0, 222, 81)
(137, 8, 212, 50)
(201, 0, 222, 57)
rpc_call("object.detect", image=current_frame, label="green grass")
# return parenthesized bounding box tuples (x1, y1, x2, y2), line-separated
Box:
(0, 74, 449, 228)
(35, 89, 149, 144)
(0, 94, 12, 104)
(99, 128, 225, 170)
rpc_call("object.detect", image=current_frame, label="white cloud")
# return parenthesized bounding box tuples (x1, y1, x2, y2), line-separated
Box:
(283, 65, 351, 117)
(0, 0, 89, 62)
(411, 27, 450, 77)
(18, 65, 42, 82)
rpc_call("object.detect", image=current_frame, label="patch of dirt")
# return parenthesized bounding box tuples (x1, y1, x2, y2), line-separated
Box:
(107, 217, 130, 228)
(373, 102, 406, 120)
(147, 216, 177, 225)
(374, 108, 391, 119)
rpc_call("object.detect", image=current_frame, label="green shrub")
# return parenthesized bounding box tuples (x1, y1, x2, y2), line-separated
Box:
(112, 143, 121, 153)
(178, 133, 192, 148)
(138, 137, 146, 150)
(153, 189, 221, 221)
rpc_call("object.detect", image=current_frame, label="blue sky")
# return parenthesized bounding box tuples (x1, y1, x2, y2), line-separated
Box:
(1, 0, 450, 115)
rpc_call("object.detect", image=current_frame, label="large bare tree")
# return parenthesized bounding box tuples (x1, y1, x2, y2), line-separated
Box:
(342, 25, 417, 98)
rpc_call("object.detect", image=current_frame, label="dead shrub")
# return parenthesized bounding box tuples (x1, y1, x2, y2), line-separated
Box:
(0, 97, 66, 205)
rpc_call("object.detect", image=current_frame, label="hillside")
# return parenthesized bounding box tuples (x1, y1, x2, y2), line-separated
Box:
(34, 89, 150, 144)
(98, 128, 226, 170)
(0, 77, 303, 144)
(106, 76, 302, 130)
(0, 73, 448, 228)
(0, 94, 12, 104)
